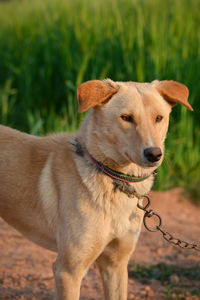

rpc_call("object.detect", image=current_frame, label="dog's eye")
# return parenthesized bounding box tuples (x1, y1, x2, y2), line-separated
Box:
(155, 115, 163, 123)
(121, 115, 134, 123)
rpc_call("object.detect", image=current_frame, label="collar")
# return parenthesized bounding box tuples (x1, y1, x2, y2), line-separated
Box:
(89, 154, 154, 183)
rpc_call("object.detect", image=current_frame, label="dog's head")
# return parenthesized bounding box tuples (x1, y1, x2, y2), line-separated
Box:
(77, 79, 193, 174)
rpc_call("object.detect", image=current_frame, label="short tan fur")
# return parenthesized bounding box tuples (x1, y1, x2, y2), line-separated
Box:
(0, 79, 192, 299)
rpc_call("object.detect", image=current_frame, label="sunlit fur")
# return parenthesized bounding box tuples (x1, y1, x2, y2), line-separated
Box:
(0, 79, 190, 300)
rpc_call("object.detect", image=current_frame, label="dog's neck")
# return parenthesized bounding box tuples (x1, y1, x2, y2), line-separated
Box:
(71, 137, 156, 197)
(89, 153, 154, 183)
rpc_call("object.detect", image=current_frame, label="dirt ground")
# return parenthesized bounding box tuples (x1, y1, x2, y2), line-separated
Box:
(0, 188, 200, 300)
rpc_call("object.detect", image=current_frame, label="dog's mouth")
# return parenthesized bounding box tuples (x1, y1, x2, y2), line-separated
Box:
(125, 152, 159, 173)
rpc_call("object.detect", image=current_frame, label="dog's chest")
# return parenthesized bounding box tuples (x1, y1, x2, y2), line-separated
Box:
(109, 191, 143, 239)
(76, 157, 149, 238)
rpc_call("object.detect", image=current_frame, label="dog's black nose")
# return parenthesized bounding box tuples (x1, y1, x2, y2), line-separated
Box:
(143, 147, 162, 163)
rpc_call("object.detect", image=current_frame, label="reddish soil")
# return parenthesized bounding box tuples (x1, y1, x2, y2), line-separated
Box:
(0, 188, 200, 300)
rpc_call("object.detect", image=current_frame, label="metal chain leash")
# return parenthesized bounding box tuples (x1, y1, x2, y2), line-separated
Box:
(137, 194, 200, 251)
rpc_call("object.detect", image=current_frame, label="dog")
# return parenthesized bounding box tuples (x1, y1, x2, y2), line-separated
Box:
(0, 79, 193, 299)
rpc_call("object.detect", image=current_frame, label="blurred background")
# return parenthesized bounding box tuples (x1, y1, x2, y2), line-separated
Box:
(0, 0, 199, 198)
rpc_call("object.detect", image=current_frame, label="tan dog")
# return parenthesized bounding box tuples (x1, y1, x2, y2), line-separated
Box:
(0, 79, 193, 300)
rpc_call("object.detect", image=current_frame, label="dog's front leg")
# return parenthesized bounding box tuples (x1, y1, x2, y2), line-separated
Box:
(96, 231, 139, 300)
(52, 257, 84, 300)
(97, 256, 129, 300)
(53, 241, 106, 300)
(52, 216, 107, 300)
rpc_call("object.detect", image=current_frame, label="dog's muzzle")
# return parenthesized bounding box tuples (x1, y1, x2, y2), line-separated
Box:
(143, 147, 162, 163)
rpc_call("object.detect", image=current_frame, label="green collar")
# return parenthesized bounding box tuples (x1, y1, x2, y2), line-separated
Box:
(90, 154, 154, 183)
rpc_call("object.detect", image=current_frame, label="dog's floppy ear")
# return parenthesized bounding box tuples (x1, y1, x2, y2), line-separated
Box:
(77, 79, 119, 113)
(153, 80, 193, 111)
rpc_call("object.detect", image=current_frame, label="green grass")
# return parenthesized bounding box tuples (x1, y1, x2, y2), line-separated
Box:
(129, 263, 200, 299)
(129, 263, 200, 283)
(0, 0, 200, 200)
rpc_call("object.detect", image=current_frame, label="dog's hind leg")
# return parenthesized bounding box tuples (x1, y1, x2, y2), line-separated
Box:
(96, 232, 137, 300)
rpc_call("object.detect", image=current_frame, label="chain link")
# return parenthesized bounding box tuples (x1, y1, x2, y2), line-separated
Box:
(137, 195, 200, 251)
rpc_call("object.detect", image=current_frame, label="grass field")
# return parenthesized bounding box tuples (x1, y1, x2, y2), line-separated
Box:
(0, 0, 199, 199)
